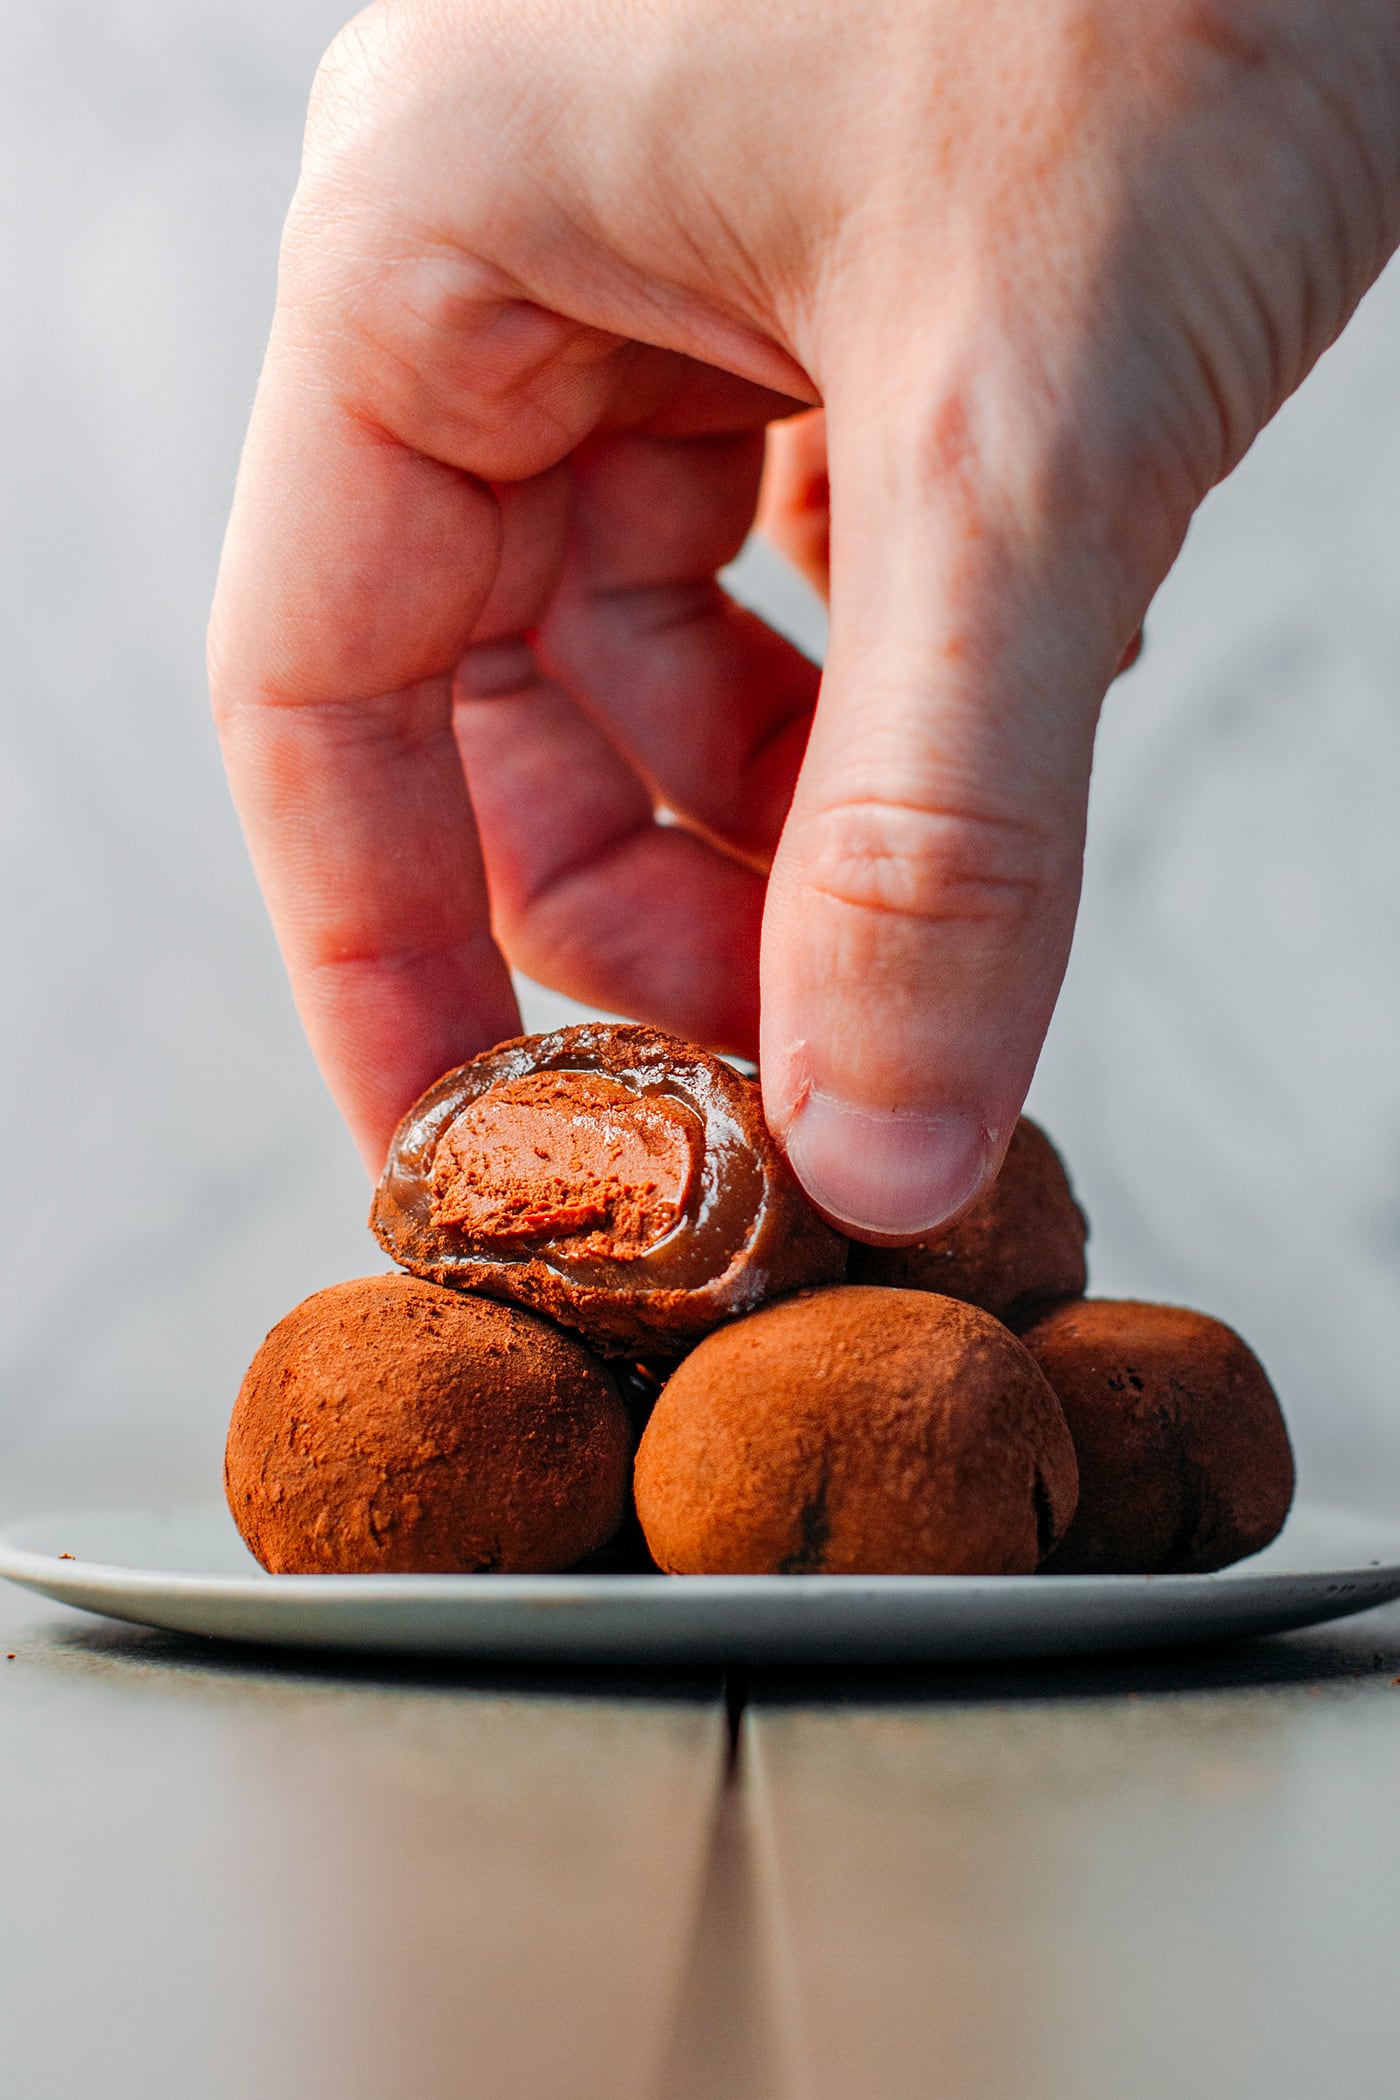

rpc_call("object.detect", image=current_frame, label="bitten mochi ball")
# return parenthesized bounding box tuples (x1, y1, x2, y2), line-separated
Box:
(371, 1023, 846, 1357)
(1020, 1299, 1295, 1574)
(226, 1275, 631, 1574)
(634, 1286, 1078, 1575)
(847, 1118, 1087, 1324)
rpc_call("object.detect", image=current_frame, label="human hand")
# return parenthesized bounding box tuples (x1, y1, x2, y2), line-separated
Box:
(209, 0, 1400, 1236)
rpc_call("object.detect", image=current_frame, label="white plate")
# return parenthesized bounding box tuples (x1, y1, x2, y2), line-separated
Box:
(3, 1501, 1400, 1664)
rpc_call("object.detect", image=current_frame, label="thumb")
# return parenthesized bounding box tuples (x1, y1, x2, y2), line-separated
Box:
(760, 366, 1150, 1240)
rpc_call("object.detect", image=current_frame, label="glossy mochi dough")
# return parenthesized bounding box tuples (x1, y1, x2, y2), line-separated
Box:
(634, 1286, 1079, 1575)
(226, 1275, 631, 1574)
(1021, 1298, 1295, 1573)
(849, 1117, 1087, 1324)
(371, 1023, 846, 1355)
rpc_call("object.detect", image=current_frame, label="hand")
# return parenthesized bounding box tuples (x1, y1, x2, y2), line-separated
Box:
(209, 0, 1400, 1235)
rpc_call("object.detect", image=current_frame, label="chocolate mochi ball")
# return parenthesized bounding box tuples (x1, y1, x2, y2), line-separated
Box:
(847, 1117, 1087, 1324)
(1019, 1298, 1295, 1574)
(634, 1285, 1078, 1575)
(226, 1275, 631, 1574)
(371, 1023, 847, 1356)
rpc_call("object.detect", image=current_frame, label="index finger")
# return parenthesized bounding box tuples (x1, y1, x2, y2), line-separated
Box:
(209, 320, 521, 1170)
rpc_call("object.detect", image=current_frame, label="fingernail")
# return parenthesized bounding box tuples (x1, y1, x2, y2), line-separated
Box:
(784, 1091, 992, 1242)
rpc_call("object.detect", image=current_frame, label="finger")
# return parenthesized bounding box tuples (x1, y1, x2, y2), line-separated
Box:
(452, 455, 766, 1048)
(760, 363, 1151, 1240)
(455, 666, 764, 1055)
(757, 409, 831, 601)
(208, 316, 528, 1172)
(209, 186, 703, 1167)
(535, 427, 821, 868)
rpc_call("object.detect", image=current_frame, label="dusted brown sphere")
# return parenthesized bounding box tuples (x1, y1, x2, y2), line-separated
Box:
(1020, 1299, 1295, 1574)
(634, 1286, 1078, 1575)
(847, 1118, 1088, 1324)
(226, 1275, 631, 1574)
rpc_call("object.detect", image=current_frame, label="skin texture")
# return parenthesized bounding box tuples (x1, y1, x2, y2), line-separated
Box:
(757, 413, 1145, 676)
(225, 1274, 631, 1573)
(633, 1286, 1079, 1575)
(1021, 1297, 1295, 1573)
(208, 0, 1400, 1239)
(848, 1115, 1088, 1320)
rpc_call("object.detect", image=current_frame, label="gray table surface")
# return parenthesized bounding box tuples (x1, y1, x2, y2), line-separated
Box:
(5, 1582, 1400, 2100)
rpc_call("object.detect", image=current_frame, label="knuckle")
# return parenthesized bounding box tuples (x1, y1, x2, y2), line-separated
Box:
(295, 9, 608, 480)
(796, 795, 1056, 936)
(306, 6, 420, 160)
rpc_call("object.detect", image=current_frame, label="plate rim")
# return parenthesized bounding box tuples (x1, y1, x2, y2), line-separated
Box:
(4, 1497, 1400, 1604)
(6, 1500, 1400, 1663)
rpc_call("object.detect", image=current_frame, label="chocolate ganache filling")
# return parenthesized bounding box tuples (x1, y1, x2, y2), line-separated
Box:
(430, 1071, 704, 1261)
(371, 1024, 847, 1353)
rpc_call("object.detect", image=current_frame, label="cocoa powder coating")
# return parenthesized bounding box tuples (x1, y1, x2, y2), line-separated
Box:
(848, 1118, 1087, 1323)
(1021, 1298, 1295, 1573)
(372, 1024, 847, 1354)
(634, 1286, 1079, 1575)
(225, 1275, 631, 1574)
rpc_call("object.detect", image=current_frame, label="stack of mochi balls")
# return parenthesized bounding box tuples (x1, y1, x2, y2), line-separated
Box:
(226, 1024, 1295, 1579)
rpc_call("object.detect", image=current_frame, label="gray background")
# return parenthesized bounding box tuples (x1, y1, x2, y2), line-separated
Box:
(2, 1, 1398, 1523)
